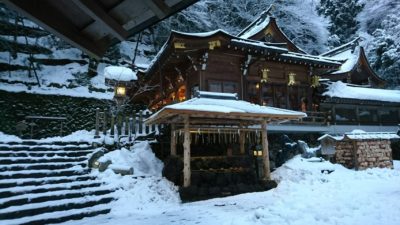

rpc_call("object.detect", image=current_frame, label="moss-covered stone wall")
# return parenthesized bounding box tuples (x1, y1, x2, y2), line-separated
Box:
(0, 90, 110, 138)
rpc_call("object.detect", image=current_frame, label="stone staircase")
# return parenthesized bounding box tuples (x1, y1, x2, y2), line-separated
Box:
(0, 141, 115, 225)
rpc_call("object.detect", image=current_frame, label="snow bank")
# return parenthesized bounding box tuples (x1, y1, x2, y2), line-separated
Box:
(99, 141, 163, 177)
(94, 141, 179, 216)
(37, 130, 102, 144)
(104, 66, 137, 81)
(0, 131, 23, 143)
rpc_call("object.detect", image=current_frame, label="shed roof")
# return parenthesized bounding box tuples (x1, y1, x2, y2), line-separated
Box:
(146, 91, 307, 125)
(318, 132, 400, 141)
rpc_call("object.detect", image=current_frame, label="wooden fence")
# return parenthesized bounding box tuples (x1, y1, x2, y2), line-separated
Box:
(94, 108, 161, 140)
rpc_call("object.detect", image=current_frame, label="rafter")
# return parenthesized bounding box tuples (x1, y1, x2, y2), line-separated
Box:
(71, 0, 128, 41)
(144, 0, 172, 19)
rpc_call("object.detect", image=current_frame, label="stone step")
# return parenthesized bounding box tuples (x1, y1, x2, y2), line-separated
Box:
(0, 175, 96, 188)
(0, 156, 88, 165)
(0, 145, 93, 151)
(0, 168, 89, 180)
(0, 141, 91, 146)
(0, 150, 93, 158)
(1, 202, 111, 225)
(0, 186, 114, 210)
(0, 180, 103, 199)
(0, 162, 86, 172)
(0, 194, 114, 220)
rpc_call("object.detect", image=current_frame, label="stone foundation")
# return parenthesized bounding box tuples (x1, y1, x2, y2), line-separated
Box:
(335, 139, 393, 170)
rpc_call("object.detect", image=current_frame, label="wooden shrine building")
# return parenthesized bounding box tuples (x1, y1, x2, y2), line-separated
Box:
(135, 7, 400, 132)
(146, 91, 305, 198)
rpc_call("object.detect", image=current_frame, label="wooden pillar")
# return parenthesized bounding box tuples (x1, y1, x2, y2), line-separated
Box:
(239, 124, 245, 155)
(261, 119, 271, 180)
(183, 115, 191, 187)
(170, 124, 177, 156)
(94, 108, 100, 138)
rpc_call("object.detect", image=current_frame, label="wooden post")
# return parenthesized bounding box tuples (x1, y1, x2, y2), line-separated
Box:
(261, 119, 271, 180)
(239, 124, 245, 155)
(145, 111, 150, 134)
(138, 110, 143, 134)
(132, 112, 136, 135)
(94, 108, 100, 138)
(170, 124, 177, 156)
(102, 110, 107, 135)
(110, 115, 115, 136)
(183, 115, 191, 187)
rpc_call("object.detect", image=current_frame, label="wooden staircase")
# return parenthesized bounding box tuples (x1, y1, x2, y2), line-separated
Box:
(0, 141, 115, 225)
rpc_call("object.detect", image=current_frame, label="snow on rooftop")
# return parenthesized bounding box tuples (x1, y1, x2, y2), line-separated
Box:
(319, 131, 399, 141)
(104, 66, 137, 81)
(280, 52, 341, 65)
(327, 47, 359, 74)
(231, 39, 288, 51)
(238, 9, 271, 39)
(324, 81, 400, 103)
(163, 92, 306, 117)
(173, 29, 231, 37)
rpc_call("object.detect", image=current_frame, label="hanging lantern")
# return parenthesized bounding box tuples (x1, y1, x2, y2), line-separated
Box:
(253, 145, 263, 157)
(311, 75, 321, 88)
(115, 86, 126, 97)
(260, 68, 269, 83)
(288, 72, 296, 86)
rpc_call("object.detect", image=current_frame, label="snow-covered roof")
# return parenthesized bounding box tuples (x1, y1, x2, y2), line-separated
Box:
(321, 38, 361, 74)
(319, 132, 399, 141)
(104, 66, 137, 81)
(237, 7, 272, 39)
(323, 81, 400, 103)
(172, 29, 232, 38)
(321, 38, 360, 57)
(280, 52, 342, 66)
(231, 39, 288, 52)
(146, 91, 306, 125)
(319, 130, 400, 141)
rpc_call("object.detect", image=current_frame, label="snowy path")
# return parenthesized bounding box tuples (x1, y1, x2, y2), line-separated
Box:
(61, 158, 400, 225)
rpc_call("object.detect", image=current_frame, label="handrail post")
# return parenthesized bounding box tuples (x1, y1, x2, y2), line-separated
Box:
(94, 108, 100, 138)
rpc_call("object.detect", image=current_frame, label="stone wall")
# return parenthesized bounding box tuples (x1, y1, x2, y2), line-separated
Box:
(334, 141, 355, 168)
(0, 90, 110, 138)
(335, 139, 393, 170)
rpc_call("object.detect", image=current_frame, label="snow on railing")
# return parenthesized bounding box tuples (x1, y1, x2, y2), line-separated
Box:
(94, 108, 161, 141)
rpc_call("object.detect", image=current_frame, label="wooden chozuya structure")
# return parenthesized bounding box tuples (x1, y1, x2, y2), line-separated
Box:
(135, 6, 400, 128)
(146, 91, 306, 187)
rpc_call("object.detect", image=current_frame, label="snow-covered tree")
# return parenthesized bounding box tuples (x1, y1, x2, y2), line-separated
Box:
(318, 0, 364, 46)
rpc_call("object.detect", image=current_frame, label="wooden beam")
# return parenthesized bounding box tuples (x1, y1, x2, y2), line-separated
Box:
(72, 0, 128, 41)
(239, 123, 246, 155)
(4, 0, 106, 58)
(183, 115, 191, 187)
(261, 119, 271, 180)
(144, 0, 171, 19)
(170, 124, 177, 156)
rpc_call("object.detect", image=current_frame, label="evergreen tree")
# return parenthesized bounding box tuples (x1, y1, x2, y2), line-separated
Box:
(318, 0, 364, 46)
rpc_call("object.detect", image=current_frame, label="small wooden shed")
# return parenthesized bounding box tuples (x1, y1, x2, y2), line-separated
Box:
(146, 91, 306, 187)
(319, 132, 399, 170)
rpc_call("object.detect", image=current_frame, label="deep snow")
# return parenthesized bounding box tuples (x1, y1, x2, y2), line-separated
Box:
(59, 143, 400, 225)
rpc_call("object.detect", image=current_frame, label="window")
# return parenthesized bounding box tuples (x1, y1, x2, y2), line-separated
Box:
(379, 109, 399, 123)
(208, 80, 238, 94)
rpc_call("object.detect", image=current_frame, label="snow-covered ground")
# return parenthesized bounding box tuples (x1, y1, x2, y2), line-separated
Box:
(58, 143, 400, 225)
(1, 130, 399, 225)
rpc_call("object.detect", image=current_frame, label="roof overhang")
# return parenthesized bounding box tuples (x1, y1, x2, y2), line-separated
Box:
(3, 0, 198, 59)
